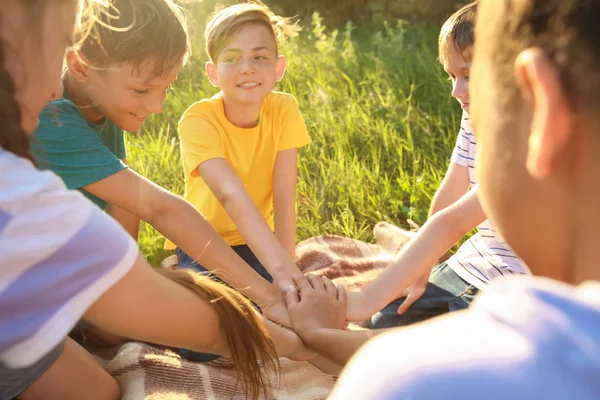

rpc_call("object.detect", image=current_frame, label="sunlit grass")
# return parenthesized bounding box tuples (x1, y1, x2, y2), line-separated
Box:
(128, 13, 461, 265)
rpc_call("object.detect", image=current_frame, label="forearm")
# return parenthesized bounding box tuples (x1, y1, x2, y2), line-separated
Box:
(274, 212, 296, 259)
(85, 255, 230, 356)
(150, 195, 278, 305)
(223, 195, 299, 282)
(107, 203, 140, 240)
(303, 328, 385, 366)
(363, 213, 468, 312)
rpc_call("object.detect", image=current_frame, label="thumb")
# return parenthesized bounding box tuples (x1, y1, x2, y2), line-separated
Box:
(397, 294, 416, 315)
(285, 285, 299, 307)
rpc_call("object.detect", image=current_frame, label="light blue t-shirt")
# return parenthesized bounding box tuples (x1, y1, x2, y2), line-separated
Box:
(31, 95, 127, 210)
(0, 149, 137, 369)
(331, 277, 600, 400)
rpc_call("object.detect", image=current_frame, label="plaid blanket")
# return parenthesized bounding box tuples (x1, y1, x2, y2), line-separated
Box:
(98, 222, 413, 399)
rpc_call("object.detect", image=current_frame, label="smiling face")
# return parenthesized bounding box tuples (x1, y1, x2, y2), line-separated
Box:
(443, 42, 471, 113)
(205, 22, 286, 108)
(68, 55, 180, 131)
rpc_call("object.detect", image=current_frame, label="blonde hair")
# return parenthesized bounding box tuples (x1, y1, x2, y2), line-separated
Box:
(204, 1, 300, 62)
(157, 268, 279, 400)
(75, 0, 190, 78)
(438, 1, 478, 64)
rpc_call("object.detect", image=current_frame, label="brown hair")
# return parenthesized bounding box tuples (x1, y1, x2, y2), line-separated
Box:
(204, 1, 300, 62)
(77, 0, 190, 79)
(0, 0, 68, 161)
(438, 1, 479, 64)
(479, 0, 600, 111)
(157, 268, 279, 400)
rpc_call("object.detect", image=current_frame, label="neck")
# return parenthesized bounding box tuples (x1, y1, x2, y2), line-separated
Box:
(568, 134, 600, 285)
(63, 73, 105, 123)
(221, 94, 262, 128)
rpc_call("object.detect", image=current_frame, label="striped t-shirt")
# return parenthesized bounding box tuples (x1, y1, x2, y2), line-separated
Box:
(445, 111, 529, 289)
(0, 149, 138, 369)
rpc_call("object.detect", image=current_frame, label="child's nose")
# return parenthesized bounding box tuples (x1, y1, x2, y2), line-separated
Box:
(239, 58, 255, 74)
(452, 78, 468, 100)
(147, 95, 164, 115)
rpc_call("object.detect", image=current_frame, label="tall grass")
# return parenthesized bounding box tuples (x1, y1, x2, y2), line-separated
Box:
(128, 13, 462, 264)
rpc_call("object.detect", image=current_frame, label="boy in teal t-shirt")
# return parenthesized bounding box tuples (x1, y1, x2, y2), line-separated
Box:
(32, 95, 126, 210)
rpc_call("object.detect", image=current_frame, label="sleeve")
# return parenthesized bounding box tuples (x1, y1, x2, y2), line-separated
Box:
(449, 110, 471, 167)
(0, 165, 137, 368)
(31, 101, 127, 190)
(178, 111, 224, 177)
(115, 129, 127, 160)
(277, 94, 311, 151)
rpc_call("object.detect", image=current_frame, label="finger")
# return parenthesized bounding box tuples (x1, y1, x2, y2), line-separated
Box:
(337, 284, 347, 307)
(397, 294, 416, 315)
(307, 273, 325, 291)
(322, 276, 337, 297)
(285, 285, 300, 307)
(292, 273, 313, 293)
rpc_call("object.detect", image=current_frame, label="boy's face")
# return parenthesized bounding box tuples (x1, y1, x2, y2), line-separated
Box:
(471, 0, 573, 281)
(443, 44, 471, 113)
(79, 58, 180, 131)
(205, 23, 286, 108)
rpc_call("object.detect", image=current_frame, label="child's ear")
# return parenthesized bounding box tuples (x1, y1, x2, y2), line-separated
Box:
(66, 51, 92, 83)
(275, 55, 287, 82)
(205, 61, 220, 87)
(515, 48, 574, 180)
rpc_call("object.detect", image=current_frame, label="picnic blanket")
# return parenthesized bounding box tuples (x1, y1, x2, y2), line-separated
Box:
(96, 222, 414, 399)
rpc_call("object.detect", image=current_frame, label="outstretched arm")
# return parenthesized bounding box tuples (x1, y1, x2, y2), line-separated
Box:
(347, 187, 485, 321)
(83, 168, 289, 326)
(273, 148, 299, 259)
(197, 158, 301, 290)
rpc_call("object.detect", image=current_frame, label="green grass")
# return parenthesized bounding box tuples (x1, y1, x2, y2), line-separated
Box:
(127, 13, 463, 265)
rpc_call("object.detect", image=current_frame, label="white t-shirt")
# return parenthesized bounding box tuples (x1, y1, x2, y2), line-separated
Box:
(331, 277, 600, 399)
(446, 112, 529, 289)
(0, 149, 138, 369)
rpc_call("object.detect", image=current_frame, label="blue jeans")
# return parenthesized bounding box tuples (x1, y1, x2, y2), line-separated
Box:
(173, 245, 272, 362)
(369, 262, 478, 329)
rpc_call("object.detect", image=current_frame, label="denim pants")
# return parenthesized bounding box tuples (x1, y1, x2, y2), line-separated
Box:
(369, 262, 479, 329)
(173, 245, 272, 362)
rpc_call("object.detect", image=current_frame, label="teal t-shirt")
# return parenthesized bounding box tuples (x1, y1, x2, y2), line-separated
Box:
(31, 97, 127, 210)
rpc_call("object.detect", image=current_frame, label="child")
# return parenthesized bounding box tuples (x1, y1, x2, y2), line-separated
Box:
(170, 1, 309, 290)
(0, 1, 308, 399)
(327, 0, 600, 397)
(344, 1, 529, 328)
(30, 0, 293, 328)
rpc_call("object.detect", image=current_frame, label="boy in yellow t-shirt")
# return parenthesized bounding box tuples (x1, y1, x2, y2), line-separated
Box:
(169, 3, 310, 307)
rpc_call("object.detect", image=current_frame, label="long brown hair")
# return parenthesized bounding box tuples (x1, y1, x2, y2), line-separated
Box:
(157, 268, 280, 400)
(0, 0, 60, 161)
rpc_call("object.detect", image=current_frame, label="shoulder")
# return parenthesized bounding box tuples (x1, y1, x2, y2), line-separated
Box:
(267, 91, 299, 109)
(34, 98, 94, 143)
(180, 94, 223, 123)
(333, 277, 592, 400)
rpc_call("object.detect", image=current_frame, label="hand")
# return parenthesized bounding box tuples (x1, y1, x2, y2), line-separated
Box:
(396, 270, 430, 315)
(345, 291, 377, 322)
(285, 273, 347, 341)
(260, 292, 292, 328)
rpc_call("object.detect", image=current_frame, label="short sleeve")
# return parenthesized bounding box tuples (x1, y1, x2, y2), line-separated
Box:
(0, 152, 137, 368)
(114, 129, 127, 160)
(450, 110, 471, 167)
(277, 95, 311, 151)
(31, 100, 127, 190)
(178, 111, 224, 177)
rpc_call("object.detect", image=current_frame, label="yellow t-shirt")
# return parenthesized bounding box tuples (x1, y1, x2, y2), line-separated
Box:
(165, 91, 311, 248)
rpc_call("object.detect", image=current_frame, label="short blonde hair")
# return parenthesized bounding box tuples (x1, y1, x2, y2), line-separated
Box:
(438, 1, 478, 64)
(204, 1, 300, 62)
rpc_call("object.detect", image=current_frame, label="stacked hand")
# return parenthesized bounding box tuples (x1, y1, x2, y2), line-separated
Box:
(285, 273, 347, 341)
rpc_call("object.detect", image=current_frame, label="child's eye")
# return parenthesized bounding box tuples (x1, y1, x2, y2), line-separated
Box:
(224, 57, 238, 63)
(255, 55, 267, 60)
(133, 89, 149, 95)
